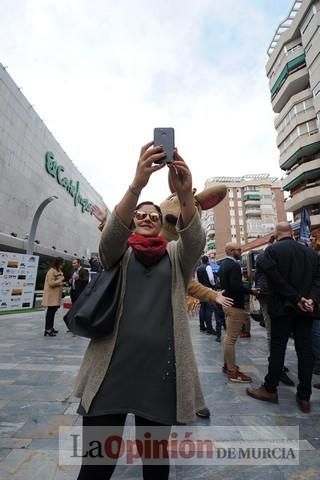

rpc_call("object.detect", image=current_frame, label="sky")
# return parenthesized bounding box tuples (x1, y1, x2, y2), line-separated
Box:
(0, 0, 293, 209)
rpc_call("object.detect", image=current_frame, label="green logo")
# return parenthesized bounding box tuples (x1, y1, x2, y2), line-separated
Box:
(45, 152, 93, 214)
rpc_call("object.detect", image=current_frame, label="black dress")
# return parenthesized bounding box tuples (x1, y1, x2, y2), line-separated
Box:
(78, 253, 177, 425)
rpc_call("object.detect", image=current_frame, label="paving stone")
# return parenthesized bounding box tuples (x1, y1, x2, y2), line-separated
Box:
(0, 448, 11, 463)
(0, 438, 32, 448)
(0, 422, 25, 438)
(0, 309, 319, 479)
(15, 415, 78, 439)
(0, 449, 59, 479)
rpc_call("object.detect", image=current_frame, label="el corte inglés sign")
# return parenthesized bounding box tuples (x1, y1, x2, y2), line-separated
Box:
(45, 152, 92, 214)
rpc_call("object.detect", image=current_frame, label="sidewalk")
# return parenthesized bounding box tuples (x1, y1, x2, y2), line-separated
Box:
(0, 309, 319, 479)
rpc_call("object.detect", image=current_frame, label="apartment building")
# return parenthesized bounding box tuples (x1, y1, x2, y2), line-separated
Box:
(203, 175, 286, 259)
(266, 0, 320, 237)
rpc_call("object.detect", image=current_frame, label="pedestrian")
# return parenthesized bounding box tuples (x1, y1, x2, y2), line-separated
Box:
(311, 235, 320, 388)
(247, 222, 320, 413)
(255, 238, 295, 387)
(239, 271, 251, 338)
(42, 257, 64, 337)
(75, 141, 207, 480)
(89, 255, 103, 273)
(218, 243, 259, 382)
(69, 258, 89, 304)
(196, 255, 216, 335)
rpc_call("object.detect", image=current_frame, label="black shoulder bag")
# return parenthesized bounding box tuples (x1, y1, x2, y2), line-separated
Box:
(63, 263, 122, 338)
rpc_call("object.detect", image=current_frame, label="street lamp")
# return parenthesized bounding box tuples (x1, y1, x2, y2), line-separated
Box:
(26, 196, 58, 255)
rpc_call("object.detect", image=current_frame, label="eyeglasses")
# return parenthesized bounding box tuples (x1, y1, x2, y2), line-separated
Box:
(134, 210, 161, 223)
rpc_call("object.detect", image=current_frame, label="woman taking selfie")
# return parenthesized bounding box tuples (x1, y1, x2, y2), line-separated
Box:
(75, 141, 206, 479)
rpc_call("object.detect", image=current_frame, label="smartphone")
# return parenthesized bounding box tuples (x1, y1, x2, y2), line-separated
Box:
(153, 128, 175, 163)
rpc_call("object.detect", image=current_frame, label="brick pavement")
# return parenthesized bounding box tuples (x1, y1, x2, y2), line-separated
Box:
(0, 309, 319, 479)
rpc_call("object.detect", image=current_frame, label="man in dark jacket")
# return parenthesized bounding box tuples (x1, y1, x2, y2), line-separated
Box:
(219, 243, 258, 383)
(255, 240, 294, 387)
(247, 222, 320, 413)
(69, 258, 89, 304)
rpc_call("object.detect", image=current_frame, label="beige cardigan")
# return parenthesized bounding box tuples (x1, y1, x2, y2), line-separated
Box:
(74, 209, 206, 423)
(41, 268, 64, 307)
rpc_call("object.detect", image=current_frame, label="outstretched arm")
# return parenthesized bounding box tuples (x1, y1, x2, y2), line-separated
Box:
(187, 279, 233, 307)
(168, 150, 195, 228)
(116, 142, 166, 227)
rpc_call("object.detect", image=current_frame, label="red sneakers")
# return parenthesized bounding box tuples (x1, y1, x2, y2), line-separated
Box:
(222, 364, 239, 374)
(228, 370, 252, 383)
(239, 331, 251, 338)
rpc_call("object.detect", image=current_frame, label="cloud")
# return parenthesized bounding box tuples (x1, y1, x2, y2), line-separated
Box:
(0, 0, 291, 208)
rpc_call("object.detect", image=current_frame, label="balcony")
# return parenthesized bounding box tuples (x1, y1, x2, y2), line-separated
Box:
(267, 1, 303, 57)
(276, 107, 316, 147)
(280, 131, 320, 170)
(282, 157, 320, 190)
(285, 185, 320, 212)
(270, 46, 304, 94)
(244, 200, 261, 208)
(243, 194, 261, 201)
(206, 228, 215, 238)
(272, 65, 309, 114)
(245, 209, 261, 217)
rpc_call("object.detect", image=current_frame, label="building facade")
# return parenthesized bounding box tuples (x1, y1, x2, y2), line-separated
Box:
(266, 0, 320, 237)
(203, 175, 286, 259)
(0, 64, 109, 262)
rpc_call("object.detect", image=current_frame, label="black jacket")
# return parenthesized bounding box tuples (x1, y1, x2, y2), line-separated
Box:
(71, 267, 89, 298)
(255, 252, 272, 295)
(259, 237, 320, 317)
(218, 258, 250, 309)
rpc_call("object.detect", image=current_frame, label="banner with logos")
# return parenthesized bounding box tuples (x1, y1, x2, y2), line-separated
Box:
(0, 251, 39, 311)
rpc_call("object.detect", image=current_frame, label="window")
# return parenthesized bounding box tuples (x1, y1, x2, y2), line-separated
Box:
(301, 5, 316, 34)
(277, 98, 314, 135)
(313, 81, 320, 98)
(279, 120, 319, 154)
(286, 43, 302, 54)
(305, 42, 313, 54)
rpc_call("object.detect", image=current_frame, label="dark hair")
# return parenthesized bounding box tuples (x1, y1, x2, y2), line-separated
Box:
(72, 258, 81, 264)
(52, 257, 64, 269)
(135, 201, 163, 224)
(201, 255, 209, 264)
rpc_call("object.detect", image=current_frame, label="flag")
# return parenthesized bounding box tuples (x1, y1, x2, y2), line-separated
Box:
(299, 208, 311, 246)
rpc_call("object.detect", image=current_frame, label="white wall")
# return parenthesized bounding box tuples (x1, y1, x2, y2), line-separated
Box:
(0, 64, 108, 258)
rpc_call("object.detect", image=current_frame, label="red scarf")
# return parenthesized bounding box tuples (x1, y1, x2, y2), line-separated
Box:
(128, 233, 168, 266)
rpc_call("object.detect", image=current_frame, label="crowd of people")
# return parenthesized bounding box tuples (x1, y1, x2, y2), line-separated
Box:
(195, 223, 320, 415)
(39, 141, 320, 479)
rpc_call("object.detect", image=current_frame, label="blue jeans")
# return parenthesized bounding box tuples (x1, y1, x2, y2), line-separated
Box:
(312, 319, 320, 366)
(199, 302, 214, 333)
(214, 304, 225, 338)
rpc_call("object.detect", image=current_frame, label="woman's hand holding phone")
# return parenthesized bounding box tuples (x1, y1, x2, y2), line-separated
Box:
(131, 141, 166, 192)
